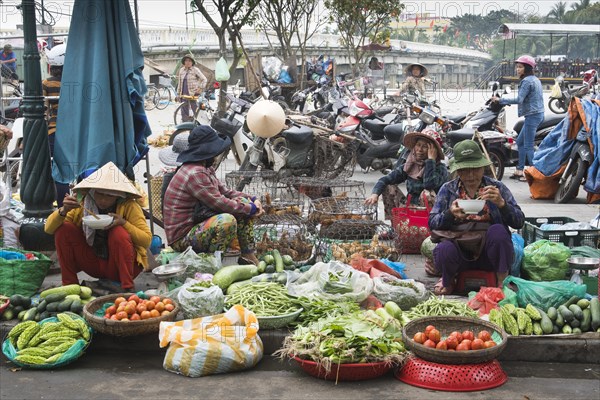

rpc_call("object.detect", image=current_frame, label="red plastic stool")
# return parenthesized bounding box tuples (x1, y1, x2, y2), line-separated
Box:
(455, 270, 497, 294)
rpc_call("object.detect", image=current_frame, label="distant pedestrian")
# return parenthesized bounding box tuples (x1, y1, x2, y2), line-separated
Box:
(176, 54, 207, 122)
(400, 63, 427, 96)
(492, 55, 544, 182)
(0, 44, 18, 81)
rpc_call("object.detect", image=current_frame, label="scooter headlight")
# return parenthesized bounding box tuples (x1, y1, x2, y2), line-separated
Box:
(419, 109, 436, 125)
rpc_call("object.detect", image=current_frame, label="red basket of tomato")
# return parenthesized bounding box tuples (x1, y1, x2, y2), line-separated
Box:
(402, 316, 507, 364)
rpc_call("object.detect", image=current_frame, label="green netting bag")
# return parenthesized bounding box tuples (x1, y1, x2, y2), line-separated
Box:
(0, 248, 52, 296)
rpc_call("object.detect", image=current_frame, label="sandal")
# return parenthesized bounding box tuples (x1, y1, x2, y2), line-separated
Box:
(509, 173, 523, 180)
(433, 278, 454, 296)
(518, 176, 528, 182)
(424, 259, 442, 277)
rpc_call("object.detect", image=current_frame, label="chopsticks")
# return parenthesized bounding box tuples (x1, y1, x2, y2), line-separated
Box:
(81, 205, 100, 220)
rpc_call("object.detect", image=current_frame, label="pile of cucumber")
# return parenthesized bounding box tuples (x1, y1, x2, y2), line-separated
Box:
(1, 295, 35, 321)
(258, 250, 295, 274)
(543, 296, 600, 334)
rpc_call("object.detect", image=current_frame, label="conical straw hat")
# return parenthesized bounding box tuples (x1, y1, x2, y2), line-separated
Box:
(72, 162, 141, 198)
(246, 100, 286, 138)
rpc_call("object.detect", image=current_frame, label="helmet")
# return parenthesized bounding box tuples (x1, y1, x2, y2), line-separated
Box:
(515, 55, 536, 69)
(46, 44, 67, 66)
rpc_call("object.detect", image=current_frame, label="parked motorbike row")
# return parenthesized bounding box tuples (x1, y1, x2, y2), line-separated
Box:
(548, 69, 598, 114)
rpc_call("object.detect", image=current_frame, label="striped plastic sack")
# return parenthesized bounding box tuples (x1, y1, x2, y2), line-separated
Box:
(158, 305, 263, 377)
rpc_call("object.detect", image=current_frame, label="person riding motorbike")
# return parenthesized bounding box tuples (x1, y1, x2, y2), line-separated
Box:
(400, 63, 428, 95)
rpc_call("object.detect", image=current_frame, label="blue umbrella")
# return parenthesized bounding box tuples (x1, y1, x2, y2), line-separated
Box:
(52, 0, 151, 183)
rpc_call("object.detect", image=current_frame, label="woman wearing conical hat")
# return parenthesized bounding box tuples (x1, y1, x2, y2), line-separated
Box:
(45, 162, 152, 292)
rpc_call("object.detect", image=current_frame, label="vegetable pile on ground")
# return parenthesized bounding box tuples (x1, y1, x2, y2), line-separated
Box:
(406, 295, 478, 320)
(275, 304, 407, 372)
(291, 297, 360, 326)
(490, 296, 600, 335)
(6, 312, 91, 366)
(225, 282, 300, 317)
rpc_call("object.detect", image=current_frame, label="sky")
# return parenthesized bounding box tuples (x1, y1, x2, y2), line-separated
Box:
(0, 0, 586, 31)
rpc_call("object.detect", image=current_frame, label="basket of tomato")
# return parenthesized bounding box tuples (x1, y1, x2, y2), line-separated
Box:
(83, 293, 179, 337)
(402, 316, 507, 364)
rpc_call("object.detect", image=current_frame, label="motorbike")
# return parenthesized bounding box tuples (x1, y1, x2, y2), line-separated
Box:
(548, 70, 598, 114)
(239, 77, 289, 109)
(554, 131, 592, 204)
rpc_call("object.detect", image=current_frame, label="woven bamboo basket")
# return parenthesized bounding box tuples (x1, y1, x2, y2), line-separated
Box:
(402, 316, 507, 364)
(83, 293, 179, 337)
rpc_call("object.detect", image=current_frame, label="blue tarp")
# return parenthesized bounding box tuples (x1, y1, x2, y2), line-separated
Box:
(533, 99, 600, 194)
(52, 0, 151, 183)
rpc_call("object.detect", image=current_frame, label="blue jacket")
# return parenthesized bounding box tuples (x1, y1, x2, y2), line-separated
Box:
(428, 176, 525, 230)
(500, 75, 544, 117)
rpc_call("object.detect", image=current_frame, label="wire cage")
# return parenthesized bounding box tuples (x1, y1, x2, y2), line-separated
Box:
(313, 135, 358, 180)
(254, 214, 316, 264)
(308, 196, 376, 230)
(225, 169, 278, 196)
(319, 220, 399, 263)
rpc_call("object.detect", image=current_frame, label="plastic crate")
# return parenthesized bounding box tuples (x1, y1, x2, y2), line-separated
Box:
(520, 217, 600, 248)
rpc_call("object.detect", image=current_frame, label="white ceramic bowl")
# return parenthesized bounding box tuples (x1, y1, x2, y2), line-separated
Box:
(457, 199, 485, 215)
(82, 214, 114, 229)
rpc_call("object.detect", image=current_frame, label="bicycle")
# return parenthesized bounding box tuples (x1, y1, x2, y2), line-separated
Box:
(154, 75, 177, 110)
(173, 92, 214, 125)
(144, 83, 159, 111)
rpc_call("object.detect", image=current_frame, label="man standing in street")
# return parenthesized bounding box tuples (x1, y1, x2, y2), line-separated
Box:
(0, 44, 18, 82)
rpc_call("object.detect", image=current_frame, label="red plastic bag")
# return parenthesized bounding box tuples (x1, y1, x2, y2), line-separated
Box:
(350, 254, 402, 279)
(392, 194, 431, 254)
(467, 287, 505, 316)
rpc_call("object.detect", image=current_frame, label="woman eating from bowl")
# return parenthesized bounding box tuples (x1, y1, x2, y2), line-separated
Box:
(44, 162, 152, 292)
(428, 140, 524, 295)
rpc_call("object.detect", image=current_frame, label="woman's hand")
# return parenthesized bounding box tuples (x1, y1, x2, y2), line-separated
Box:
(479, 185, 506, 208)
(253, 199, 265, 218)
(364, 194, 379, 206)
(106, 213, 126, 229)
(450, 199, 467, 220)
(427, 143, 437, 160)
(61, 194, 81, 214)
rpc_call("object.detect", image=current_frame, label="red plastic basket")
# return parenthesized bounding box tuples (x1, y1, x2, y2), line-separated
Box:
(293, 356, 392, 382)
(395, 356, 508, 392)
(391, 200, 430, 254)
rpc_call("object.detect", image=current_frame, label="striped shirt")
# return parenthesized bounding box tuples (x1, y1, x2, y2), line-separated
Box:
(42, 77, 61, 134)
(163, 163, 256, 244)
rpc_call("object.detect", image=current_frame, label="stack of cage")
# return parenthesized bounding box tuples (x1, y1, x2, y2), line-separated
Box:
(253, 213, 316, 265)
(313, 135, 358, 180)
(225, 170, 278, 197)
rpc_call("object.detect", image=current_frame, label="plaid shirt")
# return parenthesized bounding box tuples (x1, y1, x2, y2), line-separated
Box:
(163, 164, 255, 244)
(177, 66, 207, 96)
(428, 176, 525, 230)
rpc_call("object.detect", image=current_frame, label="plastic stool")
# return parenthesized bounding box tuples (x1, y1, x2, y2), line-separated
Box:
(455, 270, 497, 294)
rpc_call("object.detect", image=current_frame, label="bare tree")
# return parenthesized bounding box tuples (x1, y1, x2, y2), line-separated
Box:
(252, 0, 328, 88)
(190, 0, 260, 112)
(325, 0, 404, 75)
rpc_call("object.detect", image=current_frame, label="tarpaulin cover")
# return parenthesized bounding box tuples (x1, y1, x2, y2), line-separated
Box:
(52, 0, 151, 183)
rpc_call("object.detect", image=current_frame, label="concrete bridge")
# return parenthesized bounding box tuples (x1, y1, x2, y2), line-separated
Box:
(1, 27, 491, 89)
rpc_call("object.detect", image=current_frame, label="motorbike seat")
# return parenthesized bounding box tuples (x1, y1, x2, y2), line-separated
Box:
(513, 113, 566, 133)
(281, 125, 313, 144)
(363, 119, 387, 136)
(383, 123, 405, 143)
(374, 106, 394, 116)
(443, 112, 468, 123)
(446, 128, 476, 142)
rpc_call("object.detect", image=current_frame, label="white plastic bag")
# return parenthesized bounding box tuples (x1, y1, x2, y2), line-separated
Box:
(372, 273, 428, 310)
(177, 280, 225, 319)
(286, 261, 373, 302)
(174, 246, 221, 275)
(215, 57, 230, 81)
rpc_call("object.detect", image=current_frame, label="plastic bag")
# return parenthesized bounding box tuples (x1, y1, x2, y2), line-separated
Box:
(498, 285, 518, 307)
(159, 305, 263, 377)
(349, 255, 405, 279)
(372, 273, 427, 310)
(522, 240, 571, 281)
(173, 246, 221, 276)
(286, 261, 373, 302)
(215, 57, 230, 81)
(380, 258, 408, 279)
(511, 233, 524, 277)
(177, 280, 225, 319)
(277, 68, 292, 84)
(262, 57, 282, 81)
(502, 275, 587, 309)
(467, 287, 505, 316)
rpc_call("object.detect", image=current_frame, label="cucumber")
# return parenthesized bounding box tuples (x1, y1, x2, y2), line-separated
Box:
(262, 254, 275, 265)
(282, 254, 294, 266)
(572, 327, 582, 334)
(37, 299, 47, 313)
(384, 301, 403, 320)
(34, 312, 41, 322)
(12, 306, 24, 315)
(577, 299, 590, 310)
(2, 309, 14, 320)
(558, 305, 575, 322)
(9, 294, 31, 308)
(257, 261, 267, 274)
(555, 311, 565, 328)
(79, 286, 92, 299)
(46, 302, 59, 313)
(581, 308, 592, 332)
(272, 250, 284, 273)
(44, 293, 67, 304)
(57, 298, 74, 312)
(562, 295, 580, 308)
(562, 324, 572, 334)
(226, 279, 253, 295)
(547, 307, 558, 321)
(70, 299, 83, 314)
(212, 264, 259, 291)
(590, 297, 600, 331)
(568, 304, 583, 320)
(538, 308, 554, 334)
(552, 325, 560, 334)
(22, 308, 37, 321)
(570, 318, 581, 328)
(40, 284, 81, 299)
(265, 264, 275, 274)
(38, 311, 50, 321)
(17, 310, 26, 321)
(65, 294, 82, 301)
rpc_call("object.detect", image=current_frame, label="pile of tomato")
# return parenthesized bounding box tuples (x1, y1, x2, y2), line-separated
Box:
(413, 324, 497, 351)
(103, 294, 175, 321)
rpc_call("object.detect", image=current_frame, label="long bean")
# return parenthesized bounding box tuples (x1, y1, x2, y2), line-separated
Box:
(225, 282, 299, 316)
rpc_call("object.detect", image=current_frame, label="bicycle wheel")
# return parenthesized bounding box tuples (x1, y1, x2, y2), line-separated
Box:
(155, 87, 172, 110)
(144, 86, 158, 111)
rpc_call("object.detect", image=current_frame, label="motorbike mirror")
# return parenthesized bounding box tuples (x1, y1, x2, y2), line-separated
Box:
(246, 100, 286, 139)
(504, 86, 512, 95)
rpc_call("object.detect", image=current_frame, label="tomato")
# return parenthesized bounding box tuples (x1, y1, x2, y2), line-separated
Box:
(163, 298, 174, 306)
(477, 330, 492, 342)
(130, 313, 141, 321)
(110, 314, 119, 321)
(164, 304, 175, 312)
(154, 302, 165, 313)
(140, 310, 151, 320)
(128, 294, 141, 304)
(456, 342, 470, 351)
(161, 310, 170, 316)
(136, 304, 147, 314)
(105, 305, 117, 316)
(435, 340, 448, 350)
(121, 318, 130, 322)
(460, 339, 472, 350)
(114, 297, 127, 306)
(449, 331, 463, 343)
(445, 335, 458, 350)
(149, 309, 160, 318)
(428, 328, 441, 343)
(483, 340, 497, 348)
(471, 338, 485, 350)
(145, 301, 155, 311)
(127, 300, 137, 309)
(149, 296, 161, 304)
(423, 339, 436, 348)
(424, 325, 436, 335)
(413, 332, 427, 344)
(462, 330, 475, 342)
(124, 304, 136, 315)
(115, 311, 128, 320)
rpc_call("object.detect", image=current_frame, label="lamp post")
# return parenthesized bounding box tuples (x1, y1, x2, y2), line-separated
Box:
(19, 0, 55, 218)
